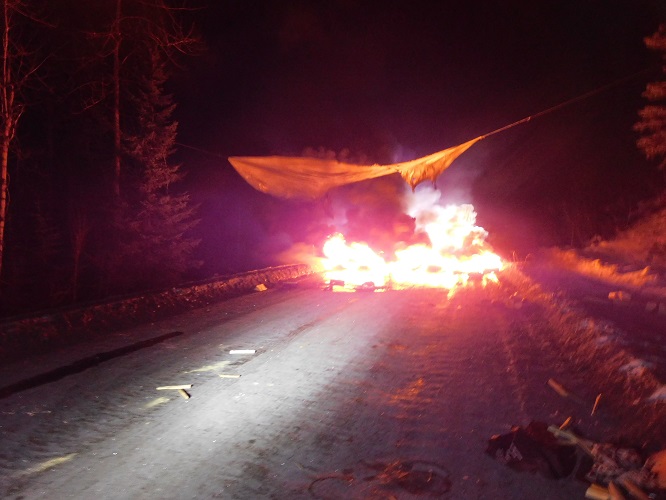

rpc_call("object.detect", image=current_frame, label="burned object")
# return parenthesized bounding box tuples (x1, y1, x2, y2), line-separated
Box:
(488, 422, 666, 498)
(356, 282, 377, 292)
(325, 279, 345, 291)
(486, 421, 580, 479)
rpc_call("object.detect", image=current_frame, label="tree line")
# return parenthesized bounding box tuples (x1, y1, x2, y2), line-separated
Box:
(1, 3, 665, 318)
(1, 0, 202, 316)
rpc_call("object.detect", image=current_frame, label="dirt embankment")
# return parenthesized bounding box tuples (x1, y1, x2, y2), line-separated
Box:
(0, 265, 312, 363)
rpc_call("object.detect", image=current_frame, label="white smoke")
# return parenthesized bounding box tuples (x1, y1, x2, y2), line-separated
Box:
(402, 185, 488, 252)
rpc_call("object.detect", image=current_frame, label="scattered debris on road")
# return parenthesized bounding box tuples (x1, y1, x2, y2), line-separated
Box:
(547, 378, 587, 405)
(585, 482, 609, 499)
(591, 394, 602, 416)
(486, 421, 579, 479)
(487, 421, 666, 498)
(325, 279, 345, 291)
(156, 384, 193, 391)
(155, 384, 192, 400)
(306, 459, 452, 498)
(355, 281, 377, 292)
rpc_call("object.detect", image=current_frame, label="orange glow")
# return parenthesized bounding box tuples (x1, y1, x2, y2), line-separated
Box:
(319, 199, 504, 292)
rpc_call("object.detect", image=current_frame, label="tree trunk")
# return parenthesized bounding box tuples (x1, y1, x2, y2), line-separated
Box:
(112, 0, 122, 198)
(0, 0, 16, 280)
(0, 129, 9, 280)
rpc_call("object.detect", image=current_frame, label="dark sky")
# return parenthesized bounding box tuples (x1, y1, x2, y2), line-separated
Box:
(170, 0, 666, 270)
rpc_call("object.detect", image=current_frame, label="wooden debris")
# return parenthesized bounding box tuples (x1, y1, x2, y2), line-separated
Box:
(548, 378, 570, 397)
(218, 374, 241, 379)
(646, 449, 666, 488)
(547, 378, 585, 404)
(178, 389, 191, 400)
(618, 478, 649, 500)
(559, 416, 572, 430)
(585, 483, 609, 500)
(230, 349, 256, 354)
(547, 426, 594, 456)
(591, 393, 602, 415)
(254, 283, 267, 291)
(608, 482, 625, 500)
(156, 384, 193, 391)
(326, 279, 345, 291)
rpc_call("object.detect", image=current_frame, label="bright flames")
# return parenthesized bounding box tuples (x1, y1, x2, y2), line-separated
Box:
(319, 193, 504, 292)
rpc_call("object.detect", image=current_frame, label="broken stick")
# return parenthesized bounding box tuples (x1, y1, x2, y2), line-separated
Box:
(547, 378, 586, 404)
(591, 393, 602, 415)
(156, 384, 193, 391)
(548, 378, 570, 397)
(618, 479, 649, 500)
(559, 416, 572, 430)
(585, 483, 609, 500)
(178, 389, 191, 400)
(547, 425, 594, 456)
(608, 482, 625, 500)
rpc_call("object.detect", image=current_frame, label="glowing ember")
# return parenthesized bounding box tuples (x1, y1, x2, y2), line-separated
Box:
(319, 189, 505, 292)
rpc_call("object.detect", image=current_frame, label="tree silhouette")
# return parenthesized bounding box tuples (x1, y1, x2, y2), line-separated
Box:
(74, 0, 201, 293)
(0, 0, 43, 280)
(635, 24, 666, 171)
(111, 45, 200, 291)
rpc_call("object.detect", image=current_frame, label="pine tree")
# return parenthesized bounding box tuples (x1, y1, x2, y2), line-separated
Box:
(635, 24, 666, 170)
(116, 45, 200, 290)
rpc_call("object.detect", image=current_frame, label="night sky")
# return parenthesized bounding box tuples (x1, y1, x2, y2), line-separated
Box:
(170, 1, 665, 273)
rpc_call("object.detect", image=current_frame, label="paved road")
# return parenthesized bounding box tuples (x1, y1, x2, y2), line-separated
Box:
(0, 276, 643, 498)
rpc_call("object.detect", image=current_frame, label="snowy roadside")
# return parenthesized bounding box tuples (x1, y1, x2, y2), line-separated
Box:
(0, 265, 312, 370)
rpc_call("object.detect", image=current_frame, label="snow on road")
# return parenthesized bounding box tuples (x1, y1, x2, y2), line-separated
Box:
(0, 275, 662, 498)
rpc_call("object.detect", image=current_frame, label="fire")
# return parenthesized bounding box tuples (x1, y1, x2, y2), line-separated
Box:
(322, 234, 390, 287)
(319, 190, 504, 292)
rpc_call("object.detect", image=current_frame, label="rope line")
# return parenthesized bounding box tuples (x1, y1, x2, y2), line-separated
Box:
(480, 65, 658, 140)
(176, 65, 660, 157)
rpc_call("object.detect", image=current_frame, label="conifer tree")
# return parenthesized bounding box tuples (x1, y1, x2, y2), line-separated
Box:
(115, 45, 200, 290)
(635, 24, 666, 170)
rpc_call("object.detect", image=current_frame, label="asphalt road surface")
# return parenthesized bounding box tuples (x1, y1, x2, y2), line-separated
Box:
(0, 275, 656, 499)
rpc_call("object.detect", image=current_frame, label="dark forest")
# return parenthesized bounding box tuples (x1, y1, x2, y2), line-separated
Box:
(1, 1, 665, 317)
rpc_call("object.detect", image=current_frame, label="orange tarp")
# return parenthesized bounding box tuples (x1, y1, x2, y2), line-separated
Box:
(228, 136, 483, 200)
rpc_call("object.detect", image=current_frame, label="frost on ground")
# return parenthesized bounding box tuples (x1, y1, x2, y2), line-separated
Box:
(620, 358, 656, 378)
(649, 385, 666, 402)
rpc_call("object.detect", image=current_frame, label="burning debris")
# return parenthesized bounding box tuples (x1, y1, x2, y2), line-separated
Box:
(318, 187, 504, 293)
